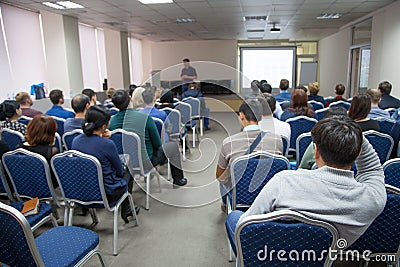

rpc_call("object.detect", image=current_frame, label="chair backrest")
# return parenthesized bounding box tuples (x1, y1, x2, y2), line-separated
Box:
(279, 101, 290, 110)
(1, 128, 25, 150)
(19, 115, 33, 125)
(51, 116, 66, 137)
(109, 129, 144, 176)
(347, 186, 400, 255)
(51, 150, 110, 209)
(385, 108, 396, 117)
(231, 151, 290, 209)
(315, 107, 328, 121)
(182, 97, 201, 118)
(329, 100, 350, 110)
(281, 135, 289, 157)
(0, 203, 45, 267)
(363, 130, 394, 164)
(152, 117, 166, 143)
(162, 108, 182, 137)
(296, 132, 313, 167)
(0, 160, 14, 201)
(235, 210, 338, 267)
(382, 159, 400, 188)
(2, 148, 56, 201)
(175, 102, 192, 125)
(347, 97, 353, 103)
(54, 132, 63, 153)
(375, 117, 395, 135)
(110, 107, 119, 115)
(308, 100, 324, 111)
(286, 116, 317, 151)
(62, 129, 83, 150)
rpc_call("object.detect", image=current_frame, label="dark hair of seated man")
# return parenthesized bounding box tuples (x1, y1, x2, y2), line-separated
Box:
(238, 99, 263, 122)
(311, 117, 362, 169)
(112, 89, 130, 110)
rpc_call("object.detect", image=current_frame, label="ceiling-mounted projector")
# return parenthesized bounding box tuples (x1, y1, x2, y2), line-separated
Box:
(270, 22, 280, 33)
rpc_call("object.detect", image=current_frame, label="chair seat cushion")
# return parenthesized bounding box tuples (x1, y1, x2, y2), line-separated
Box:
(225, 210, 244, 256)
(36, 226, 99, 267)
(9, 202, 52, 227)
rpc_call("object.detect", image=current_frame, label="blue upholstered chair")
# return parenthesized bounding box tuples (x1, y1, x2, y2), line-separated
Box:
(281, 135, 289, 157)
(162, 107, 190, 159)
(329, 100, 350, 110)
(225, 210, 338, 267)
(229, 151, 290, 212)
(363, 130, 394, 164)
(183, 97, 204, 136)
(109, 129, 161, 210)
(176, 101, 198, 148)
(286, 116, 317, 152)
(296, 132, 313, 168)
(0, 203, 106, 267)
(383, 159, 400, 189)
(375, 117, 395, 135)
(55, 132, 63, 153)
(0, 160, 14, 201)
(51, 150, 139, 255)
(110, 107, 119, 115)
(346, 185, 400, 266)
(18, 115, 33, 125)
(50, 116, 66, 137)
(315, 107, 329, 121)
(385, 107, 396, 117)
(62, 129, 83, 150)
(1, 128, 25, 150)
(2, 149, 59, 231)
(279, 101, 290, 110)
(308, 100, 324, 111)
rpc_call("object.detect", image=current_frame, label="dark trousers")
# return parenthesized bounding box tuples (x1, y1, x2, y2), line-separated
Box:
(147, 142, 184, 182)
(106, 173, 133, 215)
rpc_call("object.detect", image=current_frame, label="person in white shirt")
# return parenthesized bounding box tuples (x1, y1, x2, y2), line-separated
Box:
(258, 94, 291, 141)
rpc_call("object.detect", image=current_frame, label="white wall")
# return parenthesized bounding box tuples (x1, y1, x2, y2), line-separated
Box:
(104, 28, 124, 89)
(318, 28, 351, 97)
(369, 1, 400, 98)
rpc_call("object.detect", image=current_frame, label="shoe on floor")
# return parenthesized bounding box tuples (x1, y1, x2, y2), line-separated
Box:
(173, 178, 187, 188)
(220, 203, 227, 213)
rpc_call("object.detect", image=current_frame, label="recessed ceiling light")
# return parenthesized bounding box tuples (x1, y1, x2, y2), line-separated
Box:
(138, 0, 173, 4)
(42, 1, 84, 9)
(42, 2, 65, 9)
(243, 16, 268, 22)
(176, 18, 196, 23)
(317, 13, 342, 19)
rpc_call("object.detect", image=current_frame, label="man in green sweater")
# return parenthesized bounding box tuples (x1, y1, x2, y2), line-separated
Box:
(109, 89, 187, 187)
(237, 116, 386, 246)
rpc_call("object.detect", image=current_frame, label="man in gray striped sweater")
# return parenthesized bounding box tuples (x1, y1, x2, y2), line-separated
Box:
(237, 116, 386, 246)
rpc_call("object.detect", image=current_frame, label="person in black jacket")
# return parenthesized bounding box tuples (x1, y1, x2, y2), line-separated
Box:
(378, 81, 400, 110)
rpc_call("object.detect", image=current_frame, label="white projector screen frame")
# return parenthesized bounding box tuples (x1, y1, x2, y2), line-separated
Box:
(240, 47, 296, 90)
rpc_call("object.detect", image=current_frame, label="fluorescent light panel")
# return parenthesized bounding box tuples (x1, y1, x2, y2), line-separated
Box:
(317, 13, 341, 19)
(139, 0, 173, 4)
(42, 1, 84, 9)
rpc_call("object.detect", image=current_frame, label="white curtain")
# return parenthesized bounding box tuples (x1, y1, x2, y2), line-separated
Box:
(78, 23, 107, 91)
(0, 4, 47, 101)
(129, 37, 143, 85)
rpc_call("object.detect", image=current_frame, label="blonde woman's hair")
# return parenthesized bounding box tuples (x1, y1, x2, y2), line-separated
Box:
(131, 87, 145, 108)
(309, 81, 320, 95)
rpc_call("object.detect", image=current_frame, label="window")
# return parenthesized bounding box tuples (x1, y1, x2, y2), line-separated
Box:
(128, 37, 143, 86)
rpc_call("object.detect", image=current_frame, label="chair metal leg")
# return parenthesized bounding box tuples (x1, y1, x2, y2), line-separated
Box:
(96, 251, 106, 267)
(183, 136, 186, 160)
(89, 208, 98, 224)
(200, 118, 204, 136)
(68, 207, 74, 226)
(63, 207, 68, 226)
(50, 214, 58, 227)
(167, 159, 171, 181)
(192, 126, 196, 148)
(113, 208, 118, 256)
(127, 194, 139, 225)
(146, 173, 150, 210)
(228, 238, 233, 262)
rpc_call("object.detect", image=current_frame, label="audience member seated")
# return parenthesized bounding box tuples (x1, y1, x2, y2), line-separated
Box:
(258, 95, 291, 141)
(295, 85, 308, 93)
(82, 88, 99, 106)
(129, 84, 137, 97)
(103, 88, 116, 109)
(378, 81, 400, 110)
(237, 116, 386, 246)
(45, 89, 74, 119)
(0, 100, 27, 135)
(17, 115, 59, 184)
(71, 106, 137, 223)
(15, 92, 42, 118)
(307, 81, 325, 106)
(259, 80, 272, 94)
(348, 94, 380, 132)
(182, 83, 210, 130)
(109, 89, 187, 187)
(131, 87, 146, 109)
(280, 89, 315, 121)
(156, 90, 176, 110)
(64, 94, 90, 133)
(366, 88, 390, 119)
(298, 107, 348, 170)
(274, 79, 291, 103)
(390, 120, 400, 158)
(216, 99, 283, 212)
(325, 83, 347, 107)
(245, 80, 262, 100)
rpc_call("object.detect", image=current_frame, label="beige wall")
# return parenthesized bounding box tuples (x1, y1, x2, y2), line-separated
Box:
(369, 0, 400, 98)
(318, 28, 351, 97)
(104, 28, 124, 89)
(142, 40, 237, 83)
